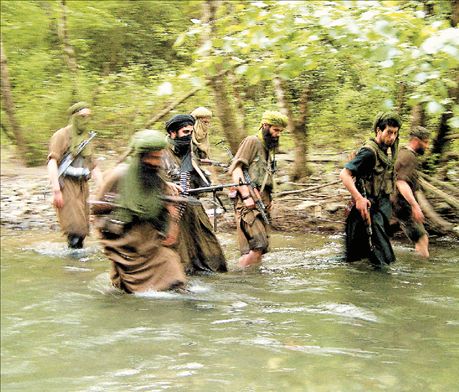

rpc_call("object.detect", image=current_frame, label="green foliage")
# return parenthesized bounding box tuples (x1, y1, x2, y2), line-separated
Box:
(1, 0, 458, 167)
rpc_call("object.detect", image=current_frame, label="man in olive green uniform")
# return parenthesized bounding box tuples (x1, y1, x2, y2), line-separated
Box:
(340, 112, 402, 267)
(162, 114, 227, 274)
(393, 126, 431, 258)
(94, 130, 186, 293)
(47, 102, 102, 249)
(229, 111, 288, 268)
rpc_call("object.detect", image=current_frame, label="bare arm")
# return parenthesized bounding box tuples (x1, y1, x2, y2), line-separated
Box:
(396, 179, 424, 222)
(47, 158, 64, 208)
(339, 167, 370, 221)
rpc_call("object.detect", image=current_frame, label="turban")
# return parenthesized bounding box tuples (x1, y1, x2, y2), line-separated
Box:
(409, 126, 430, 141)
(261, 111, 288, 128)
(191, 107, 212, 119)
(67, 102, 90, 116)
(165, 114, 195, 134)
(130, 129, 167, 154)
(373, 112, 402, 132)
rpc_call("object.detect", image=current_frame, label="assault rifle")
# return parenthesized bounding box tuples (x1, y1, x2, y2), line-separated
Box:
(187, 182, 248, 232)
(198, 158, 229, 169)
(242, 169, 270, 226)
(57, 131, 97, 184)
(358, 179, 376, 262)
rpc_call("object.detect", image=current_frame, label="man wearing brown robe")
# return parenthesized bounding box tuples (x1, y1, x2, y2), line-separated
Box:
(229, 111, 288, 268)
(94, 130, 186, 293)
(47, 102, 102, 249)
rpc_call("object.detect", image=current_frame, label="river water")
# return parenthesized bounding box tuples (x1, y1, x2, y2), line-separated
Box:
(1, 229, 458, 391)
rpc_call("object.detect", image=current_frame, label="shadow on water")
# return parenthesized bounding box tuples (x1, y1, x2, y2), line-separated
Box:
(1, 229, 458, 391)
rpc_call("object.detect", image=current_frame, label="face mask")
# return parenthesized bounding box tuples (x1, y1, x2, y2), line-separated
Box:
(173, 134, 192, 156)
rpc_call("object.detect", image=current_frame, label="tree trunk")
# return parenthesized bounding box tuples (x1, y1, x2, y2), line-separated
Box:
(431, 111, 453, 163)
(58, 0, 78, 98)
(273, 77, 311, 180)
(410, 103, 426, 129)
(416, 190, 454, 233)
(451, 0, 458, 27)
(205, 0, 245, 154)
(0, 42, 28, 161)
(291, 83, 312, 181)
(395, 81, 407, 114)
(273, 77, 294, 131)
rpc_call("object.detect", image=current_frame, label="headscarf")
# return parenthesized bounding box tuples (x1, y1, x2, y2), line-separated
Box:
(191, 107, 212, 158)
(260, 110, 288, 128)
(409, 126, 430, 141)
(67, 101, 92, 157)
(165, 114, 195, 134)
(116, 130, 167, 223)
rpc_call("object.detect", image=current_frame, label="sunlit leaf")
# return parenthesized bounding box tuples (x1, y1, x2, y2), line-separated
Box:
(426, 101, 445, 115)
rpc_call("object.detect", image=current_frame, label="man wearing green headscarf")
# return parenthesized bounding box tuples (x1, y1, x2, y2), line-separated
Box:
(340, 111, 402, 268)
(47, 102, 102, 249)
(228, 110, 288, 268)
(94, 130, 186, 293)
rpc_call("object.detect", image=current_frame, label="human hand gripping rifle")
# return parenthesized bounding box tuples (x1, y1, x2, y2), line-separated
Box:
(187, 182, 247, 231)
(358, 179, 375, 257)
(57, 131, 97, 186)
(242, 168, 270, 226)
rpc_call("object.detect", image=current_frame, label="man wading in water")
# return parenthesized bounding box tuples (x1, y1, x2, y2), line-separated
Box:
(340, 112, 402, 268)
(47, 102, 102, 249)
(228, 110, 288, 268)
(94, 130, 186, 293)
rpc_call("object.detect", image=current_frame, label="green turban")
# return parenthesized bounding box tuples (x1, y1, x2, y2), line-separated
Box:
(373, 112, 402, 132)
(130, 129, 167, 154)
(409, 126, 430, 141)
(67, 101, 90, 117)
(261, 111, 288, 128)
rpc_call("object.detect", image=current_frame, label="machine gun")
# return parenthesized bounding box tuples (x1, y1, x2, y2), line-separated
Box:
(242, 169, 270, 226)
(57, 131, 97, 184)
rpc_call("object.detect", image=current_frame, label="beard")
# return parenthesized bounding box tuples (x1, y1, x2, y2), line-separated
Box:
(416, 147, 425, 155)
(139, 161, 162, 190)
(263, 128, 279, 150)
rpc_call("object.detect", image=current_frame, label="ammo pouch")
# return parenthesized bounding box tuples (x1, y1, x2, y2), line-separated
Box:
(64, 166, 91, 180)
(64, 156, 91, 180)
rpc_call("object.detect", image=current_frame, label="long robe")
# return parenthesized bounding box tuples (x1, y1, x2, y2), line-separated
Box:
(162, 147, 227, 274)
(96, 164, 186, 293)
(48, 125, 95, 237)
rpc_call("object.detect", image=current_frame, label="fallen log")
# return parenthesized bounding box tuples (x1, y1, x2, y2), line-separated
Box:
(419, 172, 459, 196)
(275, 179, 341, 197)
(415, 190, 454, 233)
(418, 177, 459, 210)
